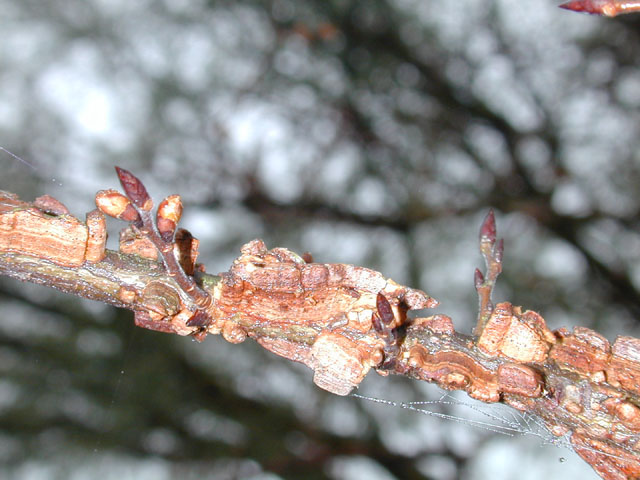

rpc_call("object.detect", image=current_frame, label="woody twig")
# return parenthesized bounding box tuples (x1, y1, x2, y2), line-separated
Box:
(0, 169, 639, 479)
(474, 209, 503, 336)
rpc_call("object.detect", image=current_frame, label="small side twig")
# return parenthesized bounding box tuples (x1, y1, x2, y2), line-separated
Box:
(474, 209, 503, 336)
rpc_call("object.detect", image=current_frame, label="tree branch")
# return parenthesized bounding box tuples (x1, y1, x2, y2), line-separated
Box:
(559, 0, 640, 16)
(0, 169, 638, 479)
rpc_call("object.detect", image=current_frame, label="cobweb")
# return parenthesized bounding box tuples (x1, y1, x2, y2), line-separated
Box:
(350, 382, 639, 478)
(351, 391, 571, 448)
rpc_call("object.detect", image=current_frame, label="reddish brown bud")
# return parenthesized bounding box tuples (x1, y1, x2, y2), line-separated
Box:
(479, 209, 496, 243)
(559, 0, 631, 16)
(559, 0, 602, 13)
(115, 166, 153, 211)
(474, 268, 484, 289)
(376, 292, 394, 326)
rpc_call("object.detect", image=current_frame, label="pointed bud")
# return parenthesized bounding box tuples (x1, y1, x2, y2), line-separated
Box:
(558, 0, 621, 15)
(115, 166, 153, 211)
(474, 268, 485, 289)
(376, 292, 395, 326)
(479, 209, 497, 243)
(559, 0, 599, 13)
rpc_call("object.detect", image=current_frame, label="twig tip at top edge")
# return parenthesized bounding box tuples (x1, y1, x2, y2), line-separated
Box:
(558, 0, 630, 16)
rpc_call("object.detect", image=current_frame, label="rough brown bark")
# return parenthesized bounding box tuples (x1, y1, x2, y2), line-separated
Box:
(0, 169, 639, 479)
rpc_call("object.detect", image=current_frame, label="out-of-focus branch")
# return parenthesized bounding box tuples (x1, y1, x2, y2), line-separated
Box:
(0, 169, 639, 479)
(559, 0, 640, 17)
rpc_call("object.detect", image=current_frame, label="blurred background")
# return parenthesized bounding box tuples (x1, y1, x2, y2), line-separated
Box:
(1, 0, 639, 478)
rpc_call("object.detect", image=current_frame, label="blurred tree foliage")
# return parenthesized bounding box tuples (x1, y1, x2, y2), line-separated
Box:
(0, 0, 639, 479)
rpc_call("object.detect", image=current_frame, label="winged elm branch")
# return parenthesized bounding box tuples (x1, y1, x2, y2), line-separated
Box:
(0, 169, 638, 479)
